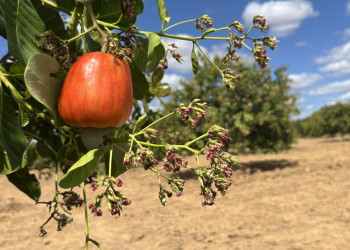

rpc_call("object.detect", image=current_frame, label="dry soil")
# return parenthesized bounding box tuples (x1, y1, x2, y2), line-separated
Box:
(0, 136, 349, 250)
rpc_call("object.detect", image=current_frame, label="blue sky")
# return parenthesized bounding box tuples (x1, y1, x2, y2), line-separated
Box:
(1, 0, 350, 119)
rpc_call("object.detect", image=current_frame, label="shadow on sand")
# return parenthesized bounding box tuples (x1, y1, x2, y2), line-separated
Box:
(173, 159, 298, 180)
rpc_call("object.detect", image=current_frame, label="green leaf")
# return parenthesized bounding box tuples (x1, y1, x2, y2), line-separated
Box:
(151, 67, 164, 84)
(157, 0, 170, 30)
(153, 83, 171, 97)
(146, 42, 165, 74)
(24, 54, 63, 126)
(92, 0, 122, 24)
(7, 168, 41, 202)
(54, 0, 76, 13)
(132, 36, 148, 72)
(146, 33, 161, 60)
(57, 143, 75, 163)
(31, 0, 67, 39)
(130, 62, 149, 100)
(25, 142, 37, 166)
(56, 143, 79, 173)
(80, 127, 114, 150)
(104, 143, 129, 177)
(0, 147, 12, 174)
(36, 140, 55, 158)
(19, 103, 29, 127)
(191, 44, 199, 75)
(86, 32, 102, 52)
(9, 62, 25, 81)
(0, 84, 27, 169)
(59, 148, 106, 188)
(0, 0, 45, 64)
(117, 0, 144, 28)
(134, 114, 147, 132)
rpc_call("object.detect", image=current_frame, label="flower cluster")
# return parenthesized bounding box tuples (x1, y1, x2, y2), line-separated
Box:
(253, 44, 270, 69)
(262, 36, 277, 50)
(61, 191, 83, 211)
(144, 128, 159, 143)
(161, 58, 169, 70)
(56, 213, 73, 231)
(121, 0, 136, 20)
(84, 171, 99, 191)
(196, 14, 213, 32)
(171, 51, 184, 63)
(205, 125, 229, 160)
(163, 145, 188, 173)
(123, 151, 134, 168)
(158, 186, 173, 206)
(222, 43, 240, 65)
(134, 148, 158, 170)
(157, 177, 185, 206)
(168, 178, 185, 197)
(208, 125, 230, 144)
(196, 156, 237, 206)
(88, 195, 103, 216)
(222, 69, 239, 90)
(175, 99, 207, 127)
(106, 189, 132, 216)
(35, 31, 69, 67)
(229, 20, 244, 34)
(253, 15, 269, 32)
(88, 176, 131, 217)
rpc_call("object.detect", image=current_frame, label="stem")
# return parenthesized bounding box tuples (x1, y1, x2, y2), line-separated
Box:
(241, 42, 253, 52)
(80, 15, 88, 54)
(194, 41, 222, 74)
(76, 0, 109, 52)
(185, 132, 209, 147)
(137, 141, 201, 155)
(67, 26, 95, 44)
(135, 112, 175, 135)
(129, 135, 144, 148)
(108, 148, 113, 177)
(142, 98, 150, 113)
(243, 24, 254, 38)
(0, 73, 24, 77)
(82, 182, 90, 250)
(39, 0, 73, 14)
(162, 19, 196, 32)
(72, 135, 94, 250)
(150, 167, 172, 181)
(68, 4, 83, 38)
(55, 163, 59, 197)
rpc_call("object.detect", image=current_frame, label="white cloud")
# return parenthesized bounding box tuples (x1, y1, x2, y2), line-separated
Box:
(295, 41, 308, 47)
(343, 28, 350, 40)
(207, 43, 254, 63)
(289, 72, 323, 88)
(347, 2, 350, 15)
(163, 34, 194, 74)
(309, 79, 350, 95)
(338, 91, 350, 102)
(163, 73, 185, 91)
(148, 98, 162, 111)
(242, 0, 319, 37)
(315, 42, 350, 76)
(292, 104, 316, 120)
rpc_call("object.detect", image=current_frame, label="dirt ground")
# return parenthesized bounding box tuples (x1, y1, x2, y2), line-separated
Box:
(0, 136, 350, 250)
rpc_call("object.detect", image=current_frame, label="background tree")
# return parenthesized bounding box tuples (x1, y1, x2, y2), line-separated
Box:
(295, 102, 350, 137)
(160, 57, 299, 153)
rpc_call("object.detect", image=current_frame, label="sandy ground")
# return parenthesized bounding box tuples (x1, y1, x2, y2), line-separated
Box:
(0, 136, 350, 250)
